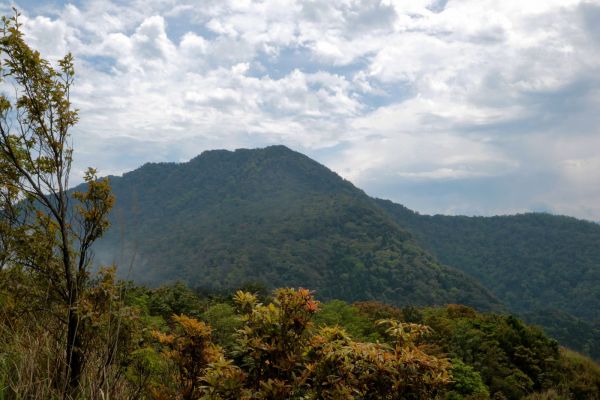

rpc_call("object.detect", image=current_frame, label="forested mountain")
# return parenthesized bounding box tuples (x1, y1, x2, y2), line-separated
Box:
(94, 145, 501, 311)
(91, 145, 600, 359)
(376, 199, 600, 359)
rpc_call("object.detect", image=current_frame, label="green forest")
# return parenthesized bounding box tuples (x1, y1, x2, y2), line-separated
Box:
(1, 9, 600, 400)
(376, 200, 600, 360)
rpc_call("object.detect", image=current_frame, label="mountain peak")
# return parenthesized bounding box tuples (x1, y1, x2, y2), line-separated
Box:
(191, 144, 297, 161)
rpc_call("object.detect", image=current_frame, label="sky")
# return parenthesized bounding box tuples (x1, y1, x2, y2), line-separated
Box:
(2, 0, 600, 221)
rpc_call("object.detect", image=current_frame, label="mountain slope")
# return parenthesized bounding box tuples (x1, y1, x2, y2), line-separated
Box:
(94, 145, 502, 311)
(375, 199, 600, 359)
(375, 200, 600, 321)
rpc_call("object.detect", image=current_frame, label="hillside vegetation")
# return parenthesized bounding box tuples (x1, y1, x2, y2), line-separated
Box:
(376, 200, 600, 359)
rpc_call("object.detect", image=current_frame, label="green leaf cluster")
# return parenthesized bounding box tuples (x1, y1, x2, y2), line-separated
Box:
(138, 288, 451, 400)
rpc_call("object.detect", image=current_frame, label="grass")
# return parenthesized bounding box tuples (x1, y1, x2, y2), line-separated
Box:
(0, 355, 6, 400)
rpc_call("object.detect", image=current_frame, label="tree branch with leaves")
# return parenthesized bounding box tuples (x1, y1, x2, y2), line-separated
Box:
(0, 9, 114, 397)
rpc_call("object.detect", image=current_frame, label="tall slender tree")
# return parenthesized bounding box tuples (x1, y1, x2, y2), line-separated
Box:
(0, 10, 114, 396)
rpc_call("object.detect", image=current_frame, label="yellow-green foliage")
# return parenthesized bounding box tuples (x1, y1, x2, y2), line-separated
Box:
(0, 9, 115, 396)
(314, 299, 380, 341)
(556, 348, 600, 399)
(3, 276, 600, 399)
(201, 303, 242, 351)
(151, 315, 224, 399)
(447, 358, 490, 399)
(142, 288, 451, 400)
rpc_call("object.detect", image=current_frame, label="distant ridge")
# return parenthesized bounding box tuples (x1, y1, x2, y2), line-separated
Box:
(375, 198, 600, 359)
(375, 199, 600, 321)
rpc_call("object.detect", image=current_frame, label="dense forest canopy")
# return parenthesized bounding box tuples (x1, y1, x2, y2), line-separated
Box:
(376, 200, 600, 321)
(376, 200, 600, 360)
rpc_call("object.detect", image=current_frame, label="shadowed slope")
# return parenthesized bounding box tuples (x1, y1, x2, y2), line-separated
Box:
(376, 199, 600, 359)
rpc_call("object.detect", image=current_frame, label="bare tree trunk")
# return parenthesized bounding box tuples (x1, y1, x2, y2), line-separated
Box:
(66, 307, 83, 396)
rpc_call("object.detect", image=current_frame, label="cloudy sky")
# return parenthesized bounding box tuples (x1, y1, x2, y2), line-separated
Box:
(3, 0, 600, 221)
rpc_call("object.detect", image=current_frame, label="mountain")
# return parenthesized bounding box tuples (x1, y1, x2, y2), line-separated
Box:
(375, 199, 600, 359)
(91, 145, 600, 358)
(94, 145, 502, 311)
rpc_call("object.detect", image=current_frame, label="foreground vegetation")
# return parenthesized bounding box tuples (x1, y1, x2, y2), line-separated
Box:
(2, 280, 600, 399)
